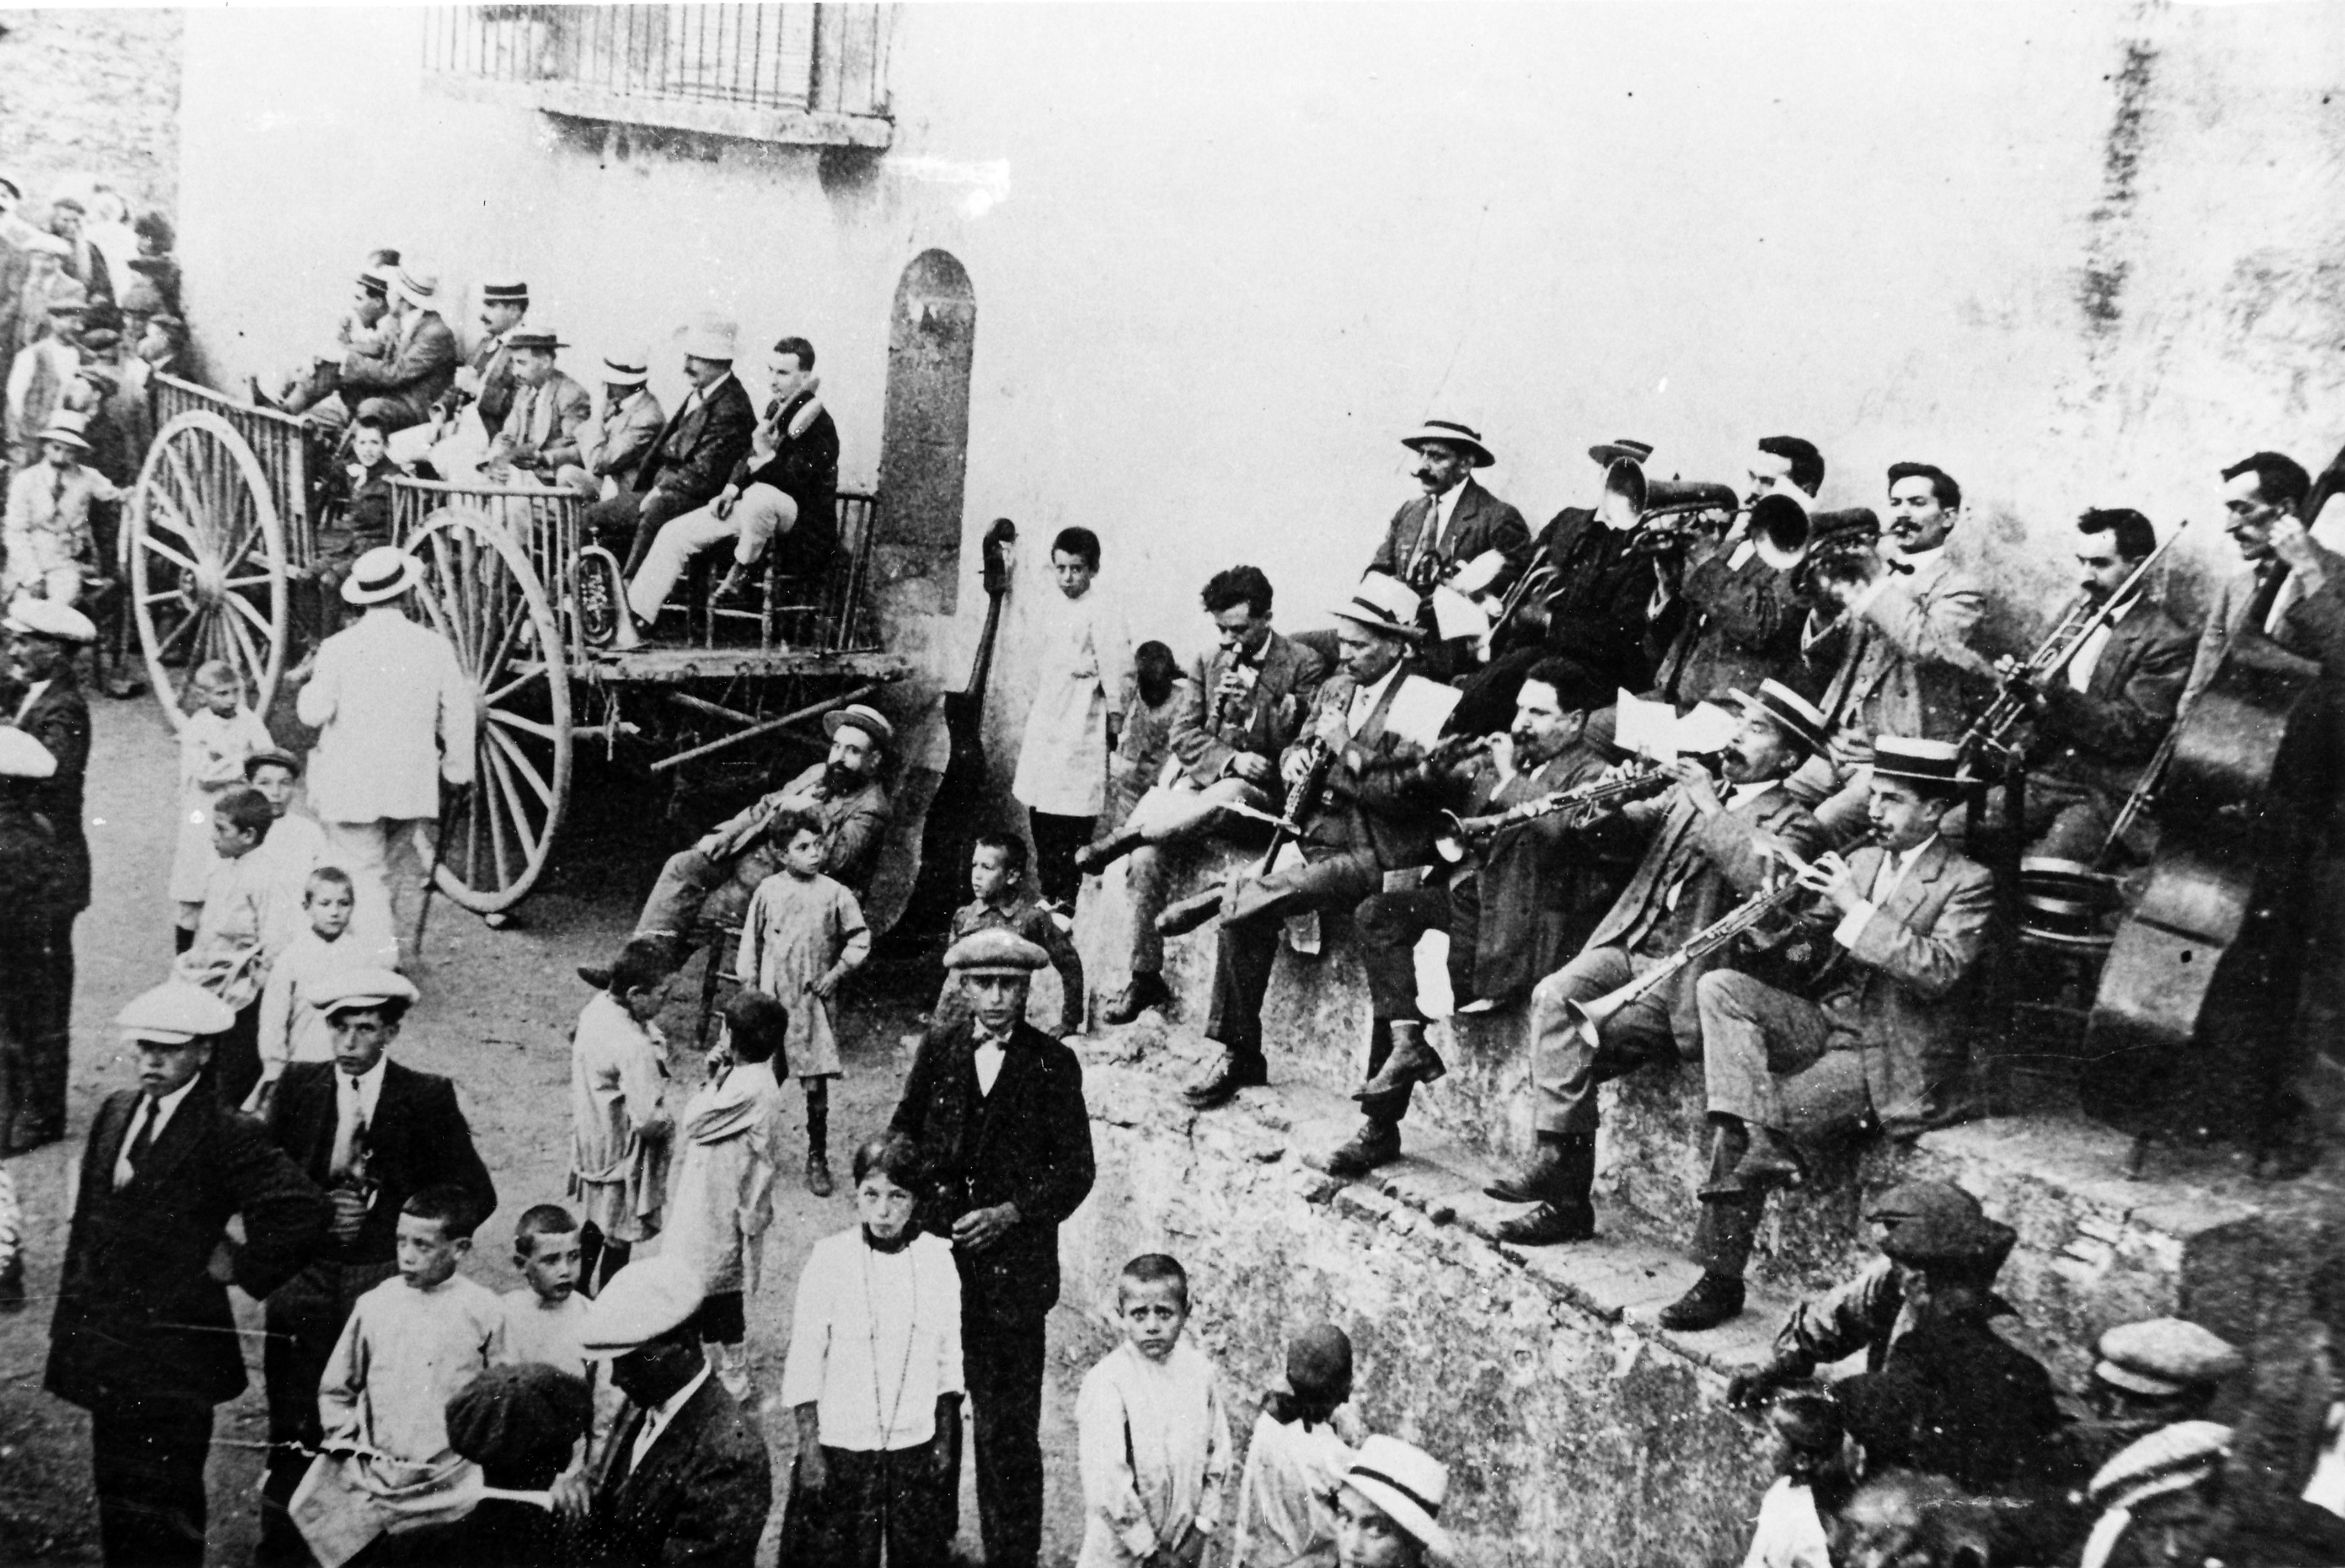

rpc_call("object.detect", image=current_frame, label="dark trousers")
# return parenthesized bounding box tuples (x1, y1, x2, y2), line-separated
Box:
(783, 1438, 954, 1568)
(90, 1393, 214, 1568)
(1026, 810, 1094, 907)
(12, 906, 77, 1141)
(1204, 849, 1384, 1064)
(962, 1301, 1047, 1568)
(210, 999, 264, 1113)
(1354, 882, 1479, 1020)
(578, 1221, 631, 1296)
(258, 1256, 400, 1566)
(583, 487, 691, 578)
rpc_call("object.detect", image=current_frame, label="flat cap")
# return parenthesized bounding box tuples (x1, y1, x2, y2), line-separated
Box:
(1865, 1180, 2015, 1277)
(6, 598, 98, 643)
(116, 981, 237, 1043)
(446, 1362, 591, 1478)
(579, 1256, 703, 1358)
(2094, 1318, 2244, 1399)
(309, 968, 420, 1016)
(0, 727, 58, 779)
(243, 748, 303, 779)
(944, 928, 1050, 977)
(2087, 1419, 2231, 1511)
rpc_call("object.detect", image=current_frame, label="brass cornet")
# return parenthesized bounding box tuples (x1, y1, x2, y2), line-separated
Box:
(1602, 458, 1741, 558)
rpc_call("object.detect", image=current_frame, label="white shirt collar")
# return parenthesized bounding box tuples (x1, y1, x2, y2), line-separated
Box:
(631, 1362, 713, 1471)
(1348, 663, 1404, 724)
(1894, 544, 1948, 575)
(13, 678, 51, 723)
(339, 1055, 388, 1124)
(116, 1075, 201, 1186)
(1428, 481, 1464, 531)
(973, 1036, 1008, 1095)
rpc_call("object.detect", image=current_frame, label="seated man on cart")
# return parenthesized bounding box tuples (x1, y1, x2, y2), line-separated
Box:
(630, 702, 893, 971)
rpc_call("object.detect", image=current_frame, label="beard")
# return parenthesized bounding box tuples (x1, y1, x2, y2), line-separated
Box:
(821, 762, 863, 796)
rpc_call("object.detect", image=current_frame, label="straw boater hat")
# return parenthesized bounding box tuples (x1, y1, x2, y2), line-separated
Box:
(1870, 736, 1971, 793)
(2094, 1318, 2244, 1400)
(822, 702, 895, 746)
(578, 1256, 705, 1359)
(601, 347, 650, 387)
(340, 545, 425, 606)
(674, 311, 739, 363)
(0, 728, 58, 780)
(504, 327, 566, 353)
(1329, 574, 1426, 642)
(36, 410, 92, 453)
(1728, 679, 1832, 759)
(1340, 1436, 1456, 1564)
(310, 968, 421, 1019)
(1399, 419, 1493, 469)
(357, 263, 394, 295)
(5, 597, 98, 644)
(393, 267, 440, 308)
(479, 279, 528, 306)
(1588, 438, 1655, 468)
(944, 928, 1050, 978)
(116, 981, 237, 1045)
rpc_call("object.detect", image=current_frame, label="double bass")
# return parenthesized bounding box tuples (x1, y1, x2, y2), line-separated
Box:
(2082, 448, 2345, 1161)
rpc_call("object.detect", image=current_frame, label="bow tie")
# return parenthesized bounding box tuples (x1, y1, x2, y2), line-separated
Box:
(1886, 559, 1916, 576)
(975, 1028, 1013, 1051)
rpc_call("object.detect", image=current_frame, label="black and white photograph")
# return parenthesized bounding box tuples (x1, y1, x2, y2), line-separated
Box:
(1, 2, 2344, 1564)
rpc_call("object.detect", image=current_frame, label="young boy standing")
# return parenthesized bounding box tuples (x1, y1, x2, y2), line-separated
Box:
(939, 831, 1086, 1037)
(1076, 1254, 1233, 1568)
(566, 940, 673, 1294)
(1233, 1324, 1363, 1568)
(737, 812, 869, 1196)
(167, 660, 276, 945)
(247, 865, 363, 1116)
(499, 1201, 619, 1451)
(1011, 526, 1132, 912)
(172, 784, 284, 1110)
(293, 1185, 511, 1565)
(663, 990, 791, 1401)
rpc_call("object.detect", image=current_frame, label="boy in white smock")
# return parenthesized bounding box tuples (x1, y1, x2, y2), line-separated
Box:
(1077, 1253, 1233, 1568)
(1233, 1323, 1364, 1568)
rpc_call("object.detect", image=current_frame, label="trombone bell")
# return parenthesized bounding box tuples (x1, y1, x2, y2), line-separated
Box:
(1565, 992, 1618, 1050)
(1752, 493, 1811, 571)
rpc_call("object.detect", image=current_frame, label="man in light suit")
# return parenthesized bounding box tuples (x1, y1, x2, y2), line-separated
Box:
(2182, 449, 2345, 714)
(1367, 418, 1529, 680)
(1989, 509, 2194, 860)
(1683, 736, 1994, 1330)
(1487, 681, 1830, 1266)
(1646, 435, 1825, 707)
(293, 546, 477, 967)
(339, 266, 459, 434)
(583, 311, 757, 580)
(561, 347, 666, 499)
(3, 597, 94, 1151)
(1159, 575, 1461, 1111)
(256, 968, 497, 1566)
(48, 983, 328, 1568)
(1077, 565, 1328, 1024)
(492, 326, 593, 483)
(555, 1256, 772, 1568)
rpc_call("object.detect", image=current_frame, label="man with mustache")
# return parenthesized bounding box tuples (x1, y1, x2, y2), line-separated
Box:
(630, 703, 893, 968)
(1485, 681, 1829, 1274)
(2182, 449, 2345, 711)
(1366, 418, 1529, 680)
(1315, 657, 1622, 1178)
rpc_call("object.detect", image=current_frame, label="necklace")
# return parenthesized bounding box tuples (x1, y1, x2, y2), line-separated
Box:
(861, 1238, 919, 1449)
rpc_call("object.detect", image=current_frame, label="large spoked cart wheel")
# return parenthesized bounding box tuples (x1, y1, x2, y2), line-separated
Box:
(129, 410, 291, 729)
(404, 504, 575, 914)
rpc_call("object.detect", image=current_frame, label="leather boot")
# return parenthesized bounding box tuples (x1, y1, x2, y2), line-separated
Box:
(1658, 1271, 1746, 1331)
(1490, 1133, 1597, 1245)
(1353, 1020, 1447, 1101)
(1485, 1131, 1566, 1202)
(1308, 1120, 1402, 1180)
(1101, 971, 1174, 1025)
(1074, 831, 1144, 877)
(1700, 1123, 1806, 1202)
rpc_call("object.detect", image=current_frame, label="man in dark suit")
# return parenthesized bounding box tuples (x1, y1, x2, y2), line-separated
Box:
(256, 968, 497, 1565)
(1367, 419, 1529, 681)
(623, 332, 838, 627)
(1989, 509, 2193, 860)
(1157, 577, 1461, 1111)
(555, 1255, 772, 1568)
(891, 930, 1095, 1568)
(47, 982, 328, 1568)
(583, 311, 757, 582)
(1488, 681, 1830, 1271)
(458, 277, 528, 434)
(1078, 565, 1329, 1023)
(1685, 736, 1995, 1330)
(2182, 448, 2345, 714)
(1645, 435, 1824, 707)
(3, 597, 94, 1152)
(340, 267, 459, 434)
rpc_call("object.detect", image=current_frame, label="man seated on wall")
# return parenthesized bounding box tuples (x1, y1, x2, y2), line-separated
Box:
(1673, 735, 1993, 1334)
(1155, 575, 1462, 1114)
(556, 347, 666, 501)
(1976, 508, 2192, 862)
(1367, 418, 1530, 681)
(1483, 681, 1829, 1265)
(490, 327, 593, 487)
(623, 334, 837, 633)
(630, 702, 893, 967)
(1075, 564, 1327, 1025)
(335, 266, 458, 436)
(1314, 659, 1628, 1180)
(1643, 435, 1824, 708)
(581, 312, 756, 592)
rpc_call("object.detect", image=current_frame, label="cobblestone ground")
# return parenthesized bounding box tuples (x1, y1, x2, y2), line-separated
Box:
(0, 695, 1095, 1565)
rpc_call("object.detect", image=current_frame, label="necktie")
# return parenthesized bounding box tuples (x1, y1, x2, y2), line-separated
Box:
(1412, 496, 1443, 577)
(116, 1100, 156, 1189)
(50, 468, 65, 509)
(2247, 563, 2290, 633)
(329, 1077, 367, 1181)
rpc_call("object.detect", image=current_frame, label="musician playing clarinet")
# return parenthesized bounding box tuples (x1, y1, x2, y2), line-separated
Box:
(1158, 575, 1463, 1114)
(1687, 736, 1993, 1331)
(1080, 566, 1329, 1025)
(1320, 660, 1624, 1180)
(1486, 682, 1829, 1275)
(1985, 510, 2192, 861)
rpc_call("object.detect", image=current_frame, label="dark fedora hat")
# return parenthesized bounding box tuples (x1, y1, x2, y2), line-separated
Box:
(1588, 438, 1655, 468)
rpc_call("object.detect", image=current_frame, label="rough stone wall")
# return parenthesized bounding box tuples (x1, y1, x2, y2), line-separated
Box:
(0, 7, 181, 215)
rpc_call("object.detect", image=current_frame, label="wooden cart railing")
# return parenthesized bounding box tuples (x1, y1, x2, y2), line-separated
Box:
(150, 371, 318, 569)
(389, 477, 591, 665)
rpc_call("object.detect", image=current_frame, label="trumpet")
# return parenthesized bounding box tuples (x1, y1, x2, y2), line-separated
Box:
(1566, 830, 1875, 1047)
(1432, 758, 1680, 863)
(1601, 458, 1741, 558)
(1959, 521, 2189, 763)
(1750, 493, 1884, 587)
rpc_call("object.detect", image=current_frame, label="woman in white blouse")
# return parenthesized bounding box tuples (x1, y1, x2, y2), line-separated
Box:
(779, 1131, 966, 1566)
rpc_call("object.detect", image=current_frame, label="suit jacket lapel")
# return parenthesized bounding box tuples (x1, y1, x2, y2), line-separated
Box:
(1439, 481, 1482, 556)
(131, 1088, 208, 1191)
(1872, 838, 1948, 928)
(1353, 670, 1409, 750)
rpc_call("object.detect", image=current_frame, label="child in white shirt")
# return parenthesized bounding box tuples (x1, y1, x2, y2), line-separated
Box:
(1739, 1391, 1851, 1568)
(1077, 1254, 1233, 1568)
(168, 659, 275, 943)
(171, 785, 283, 1109)
(1233, 1324, 1364, 1568)
(247, 865, 363, 1116)
(498, 1202, 617, 1448)
(779, 1131, 965, 1567)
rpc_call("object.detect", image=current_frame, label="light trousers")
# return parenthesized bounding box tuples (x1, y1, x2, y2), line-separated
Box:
(1120, 775, 1271, 975)
(625, 484, 800, 622)
(1525, 946, 1680, 1138)
(1695, 969, 1871, 1136)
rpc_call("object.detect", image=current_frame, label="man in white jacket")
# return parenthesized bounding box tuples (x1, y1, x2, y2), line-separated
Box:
(295, 547, 476, 967)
